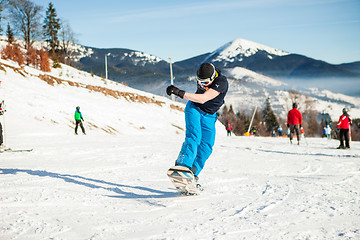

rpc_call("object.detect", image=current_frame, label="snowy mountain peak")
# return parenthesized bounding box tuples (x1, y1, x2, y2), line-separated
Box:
(211, 38, 289, 62)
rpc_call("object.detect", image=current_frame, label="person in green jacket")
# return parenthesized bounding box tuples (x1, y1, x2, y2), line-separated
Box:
(74, 106, 86, 135)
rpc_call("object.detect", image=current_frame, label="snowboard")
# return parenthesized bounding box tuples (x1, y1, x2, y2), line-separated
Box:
(167, 165, 200, 195)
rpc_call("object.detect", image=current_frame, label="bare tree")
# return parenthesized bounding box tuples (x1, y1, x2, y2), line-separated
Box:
(59, 19, 77, 65)
(0, 0, 9, 7)
(0, 0, 9, 33)
(8, 0, 42, 49)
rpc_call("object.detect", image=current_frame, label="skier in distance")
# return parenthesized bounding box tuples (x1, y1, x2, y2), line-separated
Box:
(336, 108, 352, 149)
(287, 102, 302, 145)
(74, 106, 86, 135)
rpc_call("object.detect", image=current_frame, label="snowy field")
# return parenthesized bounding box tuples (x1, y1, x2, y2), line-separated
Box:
(1, 133, 360, 239)
(0, 57, 360, 239)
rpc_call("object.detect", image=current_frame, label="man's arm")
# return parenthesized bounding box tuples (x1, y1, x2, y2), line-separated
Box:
(184, 88, 220, 104)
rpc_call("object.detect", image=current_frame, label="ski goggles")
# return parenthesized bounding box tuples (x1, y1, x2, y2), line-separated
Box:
(196, 69, 217, 86)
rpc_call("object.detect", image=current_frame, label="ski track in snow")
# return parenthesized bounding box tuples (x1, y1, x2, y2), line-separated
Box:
(1, 134, 360, 239)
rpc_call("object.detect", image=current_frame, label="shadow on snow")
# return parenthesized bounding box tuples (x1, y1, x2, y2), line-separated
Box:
(0, 168, 179, 200)
(223, 145, 360, 158)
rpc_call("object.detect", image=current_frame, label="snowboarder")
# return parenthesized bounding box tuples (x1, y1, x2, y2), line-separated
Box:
(0, 100, 5, 149)
(336, 108, 352, 149)
(287, 102, 302, 145)
(226, 121, 232, 136)
(166, 62, 228, 182)
(74, 106, 86, 135)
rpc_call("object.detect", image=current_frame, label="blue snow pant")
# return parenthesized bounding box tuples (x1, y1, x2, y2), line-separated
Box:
(176, 101, 217, 176)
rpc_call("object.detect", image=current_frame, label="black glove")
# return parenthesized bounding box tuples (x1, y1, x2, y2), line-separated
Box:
(166, 85, 185, 99)
(287, 124, 289, 128)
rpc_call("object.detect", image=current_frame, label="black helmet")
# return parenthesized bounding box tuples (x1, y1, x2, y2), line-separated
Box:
(343, 108, 348, 114)
(76, 106, 80, 110)
(293, 102, 298, 108)
(197, 63, 216, 86)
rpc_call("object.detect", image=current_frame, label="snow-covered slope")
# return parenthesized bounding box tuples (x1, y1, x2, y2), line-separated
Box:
(1, 132, 359, 239)
(0, 55, 360, 239)
(227, 67, 286, 87)
(0, 58, 227, 139)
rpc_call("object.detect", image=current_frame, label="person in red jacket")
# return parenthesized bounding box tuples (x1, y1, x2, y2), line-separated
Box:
(226, 121, 233, 136)
(337, 108, 352, 149)
(287, 103, 302, 145)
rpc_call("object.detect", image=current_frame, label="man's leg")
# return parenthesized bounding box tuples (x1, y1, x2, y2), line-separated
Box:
(191, 112, 217, 176)
(80, 122, 86, 134)
(0, 122, 3, 146)
(289, 125, 295, 142)
(344, 129, 350, 148)
(339, 129, 345, 148)
(75, 120, 79, 134)
(176, 102, 202, 169)
(294, 125, 300, 142)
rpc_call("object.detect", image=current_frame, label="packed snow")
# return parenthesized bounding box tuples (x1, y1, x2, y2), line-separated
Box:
(1, 58, 360, 239)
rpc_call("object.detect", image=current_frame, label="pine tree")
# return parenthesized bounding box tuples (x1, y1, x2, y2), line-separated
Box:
(263, 97, 279, 135)
(43, 2, 60, 56)
(6, 23, 15, 44)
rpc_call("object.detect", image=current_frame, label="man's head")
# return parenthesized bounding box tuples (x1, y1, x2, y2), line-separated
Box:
(197, 63, 216, 86)
(293, 102, 298, 109)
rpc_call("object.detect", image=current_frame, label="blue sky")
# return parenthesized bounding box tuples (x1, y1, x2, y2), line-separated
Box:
(31, 0, 359, 64)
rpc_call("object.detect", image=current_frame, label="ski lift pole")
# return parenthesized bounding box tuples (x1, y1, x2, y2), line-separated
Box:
(246, 106, 257, 135)
(169, 57, 175, 101)
(105, 53, 110, 80)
